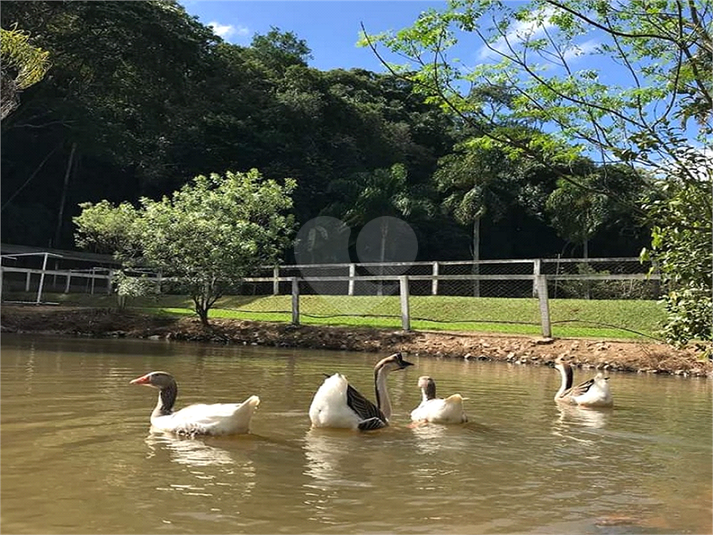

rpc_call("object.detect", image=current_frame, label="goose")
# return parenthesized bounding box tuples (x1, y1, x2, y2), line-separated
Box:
(308, 352, 413, 431)
(410, 376, 468, 424)
(130, 371, 260, 436)
(553, 359, 613, 408)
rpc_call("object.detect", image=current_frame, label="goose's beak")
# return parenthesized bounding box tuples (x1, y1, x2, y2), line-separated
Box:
(400, 360, 414, 369)
(130, 374, 151, 385)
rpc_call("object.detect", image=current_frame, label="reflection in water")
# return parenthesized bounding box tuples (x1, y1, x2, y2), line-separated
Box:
(410, 421, 451, 456)
(302, 428, 362, 488)
(554, 403, 612, 430)
(145, 431, 236, 466)
(144, 431, 257, 499)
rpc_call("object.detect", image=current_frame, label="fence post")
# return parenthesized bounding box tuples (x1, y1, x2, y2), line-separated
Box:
(36, 252, 49, 304)
(348, 263, 355, 296)
(532, 259, 541, 297)
(273, 266, 280, 296)
(399, 275, 411, 331)
(431, 261, 439, 296)
(107, 270, 113, 295)
(65, 272, 72, 293)
(90, 267, 96, 295)
(535, 274, 552, 338)
(25, 271, 31, 292)
(291, 277, 300, 325)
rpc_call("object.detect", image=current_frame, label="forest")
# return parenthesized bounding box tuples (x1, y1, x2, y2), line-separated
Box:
(1, 0, 653, 262)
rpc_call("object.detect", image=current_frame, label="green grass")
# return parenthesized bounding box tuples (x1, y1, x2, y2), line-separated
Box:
(14, 292, 667, 341)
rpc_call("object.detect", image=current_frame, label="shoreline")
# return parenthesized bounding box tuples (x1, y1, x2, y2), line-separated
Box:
(1, 305, 711, 377)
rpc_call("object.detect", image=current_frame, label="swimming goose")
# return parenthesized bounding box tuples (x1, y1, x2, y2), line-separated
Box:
(130, 371, 260, 436)
(308, 352, 414, 431)
(410, 376, 468, 424)
(553, 359, 613, 408)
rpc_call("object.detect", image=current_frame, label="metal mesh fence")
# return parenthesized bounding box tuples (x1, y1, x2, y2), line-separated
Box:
(2, 255, 663, 337)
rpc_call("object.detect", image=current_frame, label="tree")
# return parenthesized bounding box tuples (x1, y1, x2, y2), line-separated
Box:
(363, 0, 712, 345)
(434, 139, 516, 295)
(327, 163, 431, 294)
(0, 26, 50, 120)
(546, 177, 609, 261)
(74, 169, 296, 326)
(642, 149, 712, 349)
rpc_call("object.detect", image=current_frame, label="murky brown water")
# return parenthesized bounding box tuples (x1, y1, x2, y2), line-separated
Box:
(1, 334, 711, 534)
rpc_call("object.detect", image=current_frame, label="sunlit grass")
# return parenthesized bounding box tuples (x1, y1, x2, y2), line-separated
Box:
(15, 292, 667, 340)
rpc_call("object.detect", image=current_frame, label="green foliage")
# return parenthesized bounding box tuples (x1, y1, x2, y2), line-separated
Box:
(546, 176, 610, 254)
(642, 150, 712, 347)
(0, 26, 50, 119)
(364, 0, 710, 346)
(74, 169, 296, 325)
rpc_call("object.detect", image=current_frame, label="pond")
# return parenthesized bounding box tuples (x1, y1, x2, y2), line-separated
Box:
(1, 334, 711, 534)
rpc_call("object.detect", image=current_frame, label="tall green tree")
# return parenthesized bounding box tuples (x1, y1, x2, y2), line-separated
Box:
(363, 0, 712, 345)
(74, 169, 296, 326)
(0, 26, 50, 120)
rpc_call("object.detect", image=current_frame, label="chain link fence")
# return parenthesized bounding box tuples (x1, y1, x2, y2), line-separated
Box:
(2, 252, 662, 338)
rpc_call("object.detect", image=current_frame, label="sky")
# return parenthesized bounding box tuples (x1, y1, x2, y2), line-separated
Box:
(179, 1, 447, 72)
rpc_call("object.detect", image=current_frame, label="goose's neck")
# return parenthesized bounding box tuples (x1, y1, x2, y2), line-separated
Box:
(556, 363, 573, 398)
(152, 382, 177, 418)
(423, 380, 436, 401)
(374, 368, 393, 421)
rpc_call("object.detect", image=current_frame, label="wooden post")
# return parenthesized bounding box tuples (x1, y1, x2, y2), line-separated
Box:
(36, 252, 49, 304)
(107, 270, 113, 295)
(65, 272, 72, 293)
(536, 274, 552, 338)
(291, 277, 300, 325)
(532, 259, 541, 297)
(431, 261, 439, 296)
(348, 263, 355, 296)
(25, 271, 31, 292)
(273, 266, 280, 296)
(90, 267, 96, 294)
(399, 275, 411, 331)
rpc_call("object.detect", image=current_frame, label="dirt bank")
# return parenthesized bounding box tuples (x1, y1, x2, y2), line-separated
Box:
(1, 305, 711, 377)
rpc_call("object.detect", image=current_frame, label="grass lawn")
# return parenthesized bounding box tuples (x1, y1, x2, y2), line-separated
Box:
(20, 292, 667, 341)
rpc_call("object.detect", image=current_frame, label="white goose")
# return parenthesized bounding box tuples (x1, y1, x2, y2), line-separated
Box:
(553, 359, 613, 408)
(309, 352, 413, 431)
(410, 376, 468, 424)
(130, 371, 260, 436)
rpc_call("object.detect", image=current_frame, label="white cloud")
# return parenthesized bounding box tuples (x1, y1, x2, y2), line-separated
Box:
(207, 21, 250, 42)
(562, 39, 600, 62)
(477, 7, 556, 60)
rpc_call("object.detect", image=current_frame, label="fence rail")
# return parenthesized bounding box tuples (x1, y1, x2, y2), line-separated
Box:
(1, 256, 660, 338)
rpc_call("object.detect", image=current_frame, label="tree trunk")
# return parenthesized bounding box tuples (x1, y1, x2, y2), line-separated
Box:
(377, 219, 389, 297)
(194, 296, 211, 327)
(54, 142, 77, 247)
(472, 216, 481, 297)
(583, 238, 591, 300)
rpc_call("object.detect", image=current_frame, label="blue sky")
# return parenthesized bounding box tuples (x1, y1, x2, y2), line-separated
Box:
(179, 1, 446, 72)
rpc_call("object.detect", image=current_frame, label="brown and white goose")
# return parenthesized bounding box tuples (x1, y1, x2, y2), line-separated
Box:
(308, 352, 413, 431)
(553, 359, 613, 408)
(410, 376, 468, 424)
(130, 371, 260, 436)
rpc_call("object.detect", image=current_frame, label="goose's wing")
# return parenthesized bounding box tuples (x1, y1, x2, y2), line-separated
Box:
(345, 383, 386, 424)
(562, 377, 595, 398)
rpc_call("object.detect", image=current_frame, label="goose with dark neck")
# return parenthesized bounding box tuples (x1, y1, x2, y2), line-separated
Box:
(553, 359, 613, 408)
(410, 376, 468, 424)
(130, 371, 260, 436)
(309, 352, 413, 431)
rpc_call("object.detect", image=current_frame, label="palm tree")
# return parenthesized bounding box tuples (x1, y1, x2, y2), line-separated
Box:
(328, 163, 432, 295)
(434, 142, 514, 296)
